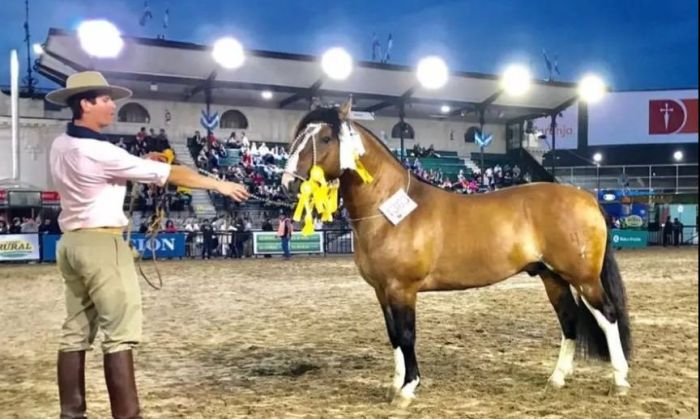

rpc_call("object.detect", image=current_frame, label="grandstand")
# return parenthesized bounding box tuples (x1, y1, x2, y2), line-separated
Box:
(0, 29, 696, 241)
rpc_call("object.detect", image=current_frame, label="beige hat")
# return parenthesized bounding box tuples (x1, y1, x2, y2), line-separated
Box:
(45, 71, 132, 106)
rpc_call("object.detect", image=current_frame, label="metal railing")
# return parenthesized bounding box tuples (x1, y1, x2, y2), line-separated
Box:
(181, 229, 354, 258)
(554, 163, 698, 194)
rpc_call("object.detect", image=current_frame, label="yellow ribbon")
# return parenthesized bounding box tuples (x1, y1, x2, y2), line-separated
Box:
(354, 154, 374, 184)
(291, 162, 372, 236)
(293, 181, 313, 222)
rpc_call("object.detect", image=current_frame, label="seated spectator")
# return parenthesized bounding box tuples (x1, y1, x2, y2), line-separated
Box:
(164, 219, 177, 233)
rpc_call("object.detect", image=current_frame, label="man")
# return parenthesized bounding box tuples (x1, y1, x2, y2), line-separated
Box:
(276, 212, 293, 259)
(673, 217, 684, 246)
(662, 215, 673, 247)
(261, 217, 274, 259)
(46, 71, 249, 418)
(200, 219, 215, 259)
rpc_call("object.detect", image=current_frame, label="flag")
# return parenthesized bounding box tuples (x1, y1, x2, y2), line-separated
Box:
(163, 8, 169, 30)
(383, 33, 393, 63)
(542, 49, 552, 80)
(139, 0, 153, 26)
(371, 33, 381, 61)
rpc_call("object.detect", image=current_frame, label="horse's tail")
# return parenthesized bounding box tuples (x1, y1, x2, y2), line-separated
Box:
(575, 227, 632, 361)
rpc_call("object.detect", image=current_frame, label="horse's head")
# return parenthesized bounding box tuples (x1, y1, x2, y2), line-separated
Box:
(281, 99, 353, 193)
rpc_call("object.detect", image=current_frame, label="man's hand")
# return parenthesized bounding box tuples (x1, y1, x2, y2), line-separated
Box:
(143, 152, 167, 163)
(217, 181, 250, 202)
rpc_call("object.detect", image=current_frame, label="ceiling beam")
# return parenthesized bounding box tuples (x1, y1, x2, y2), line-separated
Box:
(35, 63, 69, 86)
(278, 78, 324, 108)
(184, 70, 217, 100)
(550, 96, 579, 115)
(360, 87, 415, 113)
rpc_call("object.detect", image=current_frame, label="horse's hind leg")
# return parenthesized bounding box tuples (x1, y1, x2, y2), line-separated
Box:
(577, 282, 631, 394)
(540, 271, 578, 388)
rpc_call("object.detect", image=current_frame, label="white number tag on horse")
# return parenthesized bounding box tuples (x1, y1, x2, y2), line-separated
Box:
(379, 189, 417, 225)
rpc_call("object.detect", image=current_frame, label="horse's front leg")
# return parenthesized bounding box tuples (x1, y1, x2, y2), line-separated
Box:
(376, 286, 420, 407)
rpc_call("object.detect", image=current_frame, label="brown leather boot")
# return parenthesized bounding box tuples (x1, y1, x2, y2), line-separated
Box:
(57, 350, 87, 419)
(103, 350, 141, 419)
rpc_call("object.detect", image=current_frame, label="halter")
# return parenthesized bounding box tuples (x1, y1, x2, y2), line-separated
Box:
(283, 121, 371, 184)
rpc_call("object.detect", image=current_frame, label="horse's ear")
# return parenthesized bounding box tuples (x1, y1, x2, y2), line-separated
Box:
(338, 96, 353, 121)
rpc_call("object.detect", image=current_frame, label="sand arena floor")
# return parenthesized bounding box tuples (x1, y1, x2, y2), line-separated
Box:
(0, 247, 697, 418)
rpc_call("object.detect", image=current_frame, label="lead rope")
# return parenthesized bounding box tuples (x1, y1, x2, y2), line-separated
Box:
(126, 183, 164, 290)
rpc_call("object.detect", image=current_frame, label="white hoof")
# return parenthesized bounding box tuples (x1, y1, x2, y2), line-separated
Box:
(391, 393, 414, 408)
(548, 374, 566, 389)
(610, 381, 631, 396)
(548, 368, 570, 389)
(391, 378, 419, 407)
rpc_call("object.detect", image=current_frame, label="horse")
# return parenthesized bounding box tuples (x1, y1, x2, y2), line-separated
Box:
(281, 100, 632, 407)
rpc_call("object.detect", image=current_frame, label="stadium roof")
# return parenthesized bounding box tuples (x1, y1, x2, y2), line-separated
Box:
(37, 28, 580, 123)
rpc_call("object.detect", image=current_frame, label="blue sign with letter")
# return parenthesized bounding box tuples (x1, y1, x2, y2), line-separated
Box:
(40, 233, 186, 262)
(128, 233, 186, 258)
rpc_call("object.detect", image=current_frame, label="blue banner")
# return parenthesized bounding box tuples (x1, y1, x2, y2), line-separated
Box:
(41, 234, 61, 262)
(40, 233, 186, 262)
(128, 233, 186, 258)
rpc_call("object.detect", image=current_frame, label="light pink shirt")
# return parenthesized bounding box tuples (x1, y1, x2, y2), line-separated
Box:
(50, 133, 171, 231)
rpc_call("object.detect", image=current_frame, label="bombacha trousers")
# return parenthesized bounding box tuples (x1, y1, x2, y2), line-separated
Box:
(56, 231, 142, 354)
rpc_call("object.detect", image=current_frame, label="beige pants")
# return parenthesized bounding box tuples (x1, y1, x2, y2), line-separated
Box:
(57, 231, 142, 354)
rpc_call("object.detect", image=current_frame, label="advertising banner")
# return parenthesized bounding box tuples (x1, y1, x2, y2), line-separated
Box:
(128, 233, 186, 258)
(530, 102, 579, 149)
(40, 234, 61, 262)
(0, 234, 41, 261)
(610, 229, 648, 249)
(253, 232, 324, 255)
(589, 90, 698, 145)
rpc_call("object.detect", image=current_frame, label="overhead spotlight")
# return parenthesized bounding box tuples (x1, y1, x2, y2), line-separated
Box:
(441, 105, 451, 113)
(673, 150, 683, 162)
(321, 47, 353, 80)
(593, 152, 603, 163)
(501, 64, 532, 96)
(32, 43, 43, 55)
(261, 90, 273, 100)
(212, 37, 245, 69)
(416, 56, 449, 89)
(77, 20, 124, 58)
(578, 74, 606, 103)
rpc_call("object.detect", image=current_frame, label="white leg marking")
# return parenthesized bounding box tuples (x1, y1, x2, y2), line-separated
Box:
(581, 297, 630, 389)
(392, 377, 420, 408)
(398, 377, 420, 400)
(549, 336, 576, 388)
(392, 347, 406, 393)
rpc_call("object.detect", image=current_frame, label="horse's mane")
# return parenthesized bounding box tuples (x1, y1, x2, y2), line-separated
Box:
(294, 107, 343, 139)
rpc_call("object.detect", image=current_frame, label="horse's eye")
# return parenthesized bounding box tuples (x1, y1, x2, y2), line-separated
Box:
(322, 136, 332, 143)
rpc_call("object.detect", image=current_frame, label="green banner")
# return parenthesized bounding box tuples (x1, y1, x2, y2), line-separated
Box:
(253, 232, 324, 254)
(610, 229, 648, 249)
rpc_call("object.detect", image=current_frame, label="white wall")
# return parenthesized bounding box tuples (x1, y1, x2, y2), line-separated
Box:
(99, 98, 506, 154)
(0, 94, 508, 190)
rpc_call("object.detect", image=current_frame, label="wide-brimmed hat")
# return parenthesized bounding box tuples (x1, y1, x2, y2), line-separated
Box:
(45, 71, 132, 106)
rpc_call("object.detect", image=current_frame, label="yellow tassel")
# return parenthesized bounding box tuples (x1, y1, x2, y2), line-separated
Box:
(293, 181, 313, 222)
(313, 183, 329, 214)
(309, 165, 327, 186)
(354, 155, 374, 184)
(302, 201, 315, 236)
